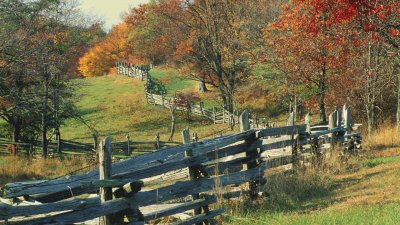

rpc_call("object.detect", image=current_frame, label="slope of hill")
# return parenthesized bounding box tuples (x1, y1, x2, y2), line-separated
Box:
(60, 74, 231, 143)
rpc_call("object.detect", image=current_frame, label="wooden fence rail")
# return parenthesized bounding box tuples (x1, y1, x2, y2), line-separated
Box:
(0, 105, 362, 224)
(0, 138, 181, 158)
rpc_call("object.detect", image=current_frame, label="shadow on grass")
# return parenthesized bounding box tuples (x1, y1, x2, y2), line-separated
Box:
(77, 107, 100, 117)
(334, 170, 385, 189)
(128, 119, 170, 132)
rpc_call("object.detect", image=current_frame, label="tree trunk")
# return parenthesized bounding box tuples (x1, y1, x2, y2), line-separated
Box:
(397, 81, 400, 129)
(168, 100, 176, 142)
(318, 65, 327, 123)
(42, 66, 49, 159)
(365, 35, 376, 136)
(56, 129, 61, 153)
(13, 118, 21, 143)
(13, 71, 23, 143)
(366, 103, 375, 135)
(396, 65, 400, 129)
(199, 79, 207, 93)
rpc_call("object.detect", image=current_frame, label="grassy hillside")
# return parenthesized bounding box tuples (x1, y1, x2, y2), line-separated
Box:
(60, 74, 231, 143)
(224, 145, 400, 225)
(150, 67, 197, 94)
(150, 67, 222, 109)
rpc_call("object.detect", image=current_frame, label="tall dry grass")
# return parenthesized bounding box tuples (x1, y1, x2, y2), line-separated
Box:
(0, 155, 94, 186)
(364, 125, 400, 150)
(221, 145, 362, 220)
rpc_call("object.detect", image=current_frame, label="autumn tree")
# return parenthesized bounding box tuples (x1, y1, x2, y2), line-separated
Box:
(79, 22, 132, 77)
(155, 0, 270, 111)
(124, 1, 185, 65)
(339, 0, 400, 133)
(265, 0, 358, 122)
(0, 0, 88, 156)
(65, 22, 106, 77)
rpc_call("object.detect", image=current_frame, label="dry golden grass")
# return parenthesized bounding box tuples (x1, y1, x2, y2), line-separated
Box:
(331, 148, 400, 210)
(0, 155, 94, 186)
(364, 125, 400, 150)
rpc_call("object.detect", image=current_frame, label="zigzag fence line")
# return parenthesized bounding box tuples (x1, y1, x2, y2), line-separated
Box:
(0, 104, 362, 224)
(116, 62, 275, 128)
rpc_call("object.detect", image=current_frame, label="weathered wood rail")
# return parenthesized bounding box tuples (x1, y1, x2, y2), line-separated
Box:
(0, 105, 361, 224)
(0, 138, 180, 157)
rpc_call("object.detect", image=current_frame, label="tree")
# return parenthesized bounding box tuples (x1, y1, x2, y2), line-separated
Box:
(173, 0, 274, 111)
(79, 22, 131, 77)
(265, 0, 358, 122)
(124, 1, 185, 65)
(0, 0, 85, 157)
(123, 0, 276, 111)
(342, 0, 399, 133)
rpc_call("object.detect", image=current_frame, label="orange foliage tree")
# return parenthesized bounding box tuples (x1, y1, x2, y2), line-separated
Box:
(124, 1, 185, 65)
(79, 22, 132, 77)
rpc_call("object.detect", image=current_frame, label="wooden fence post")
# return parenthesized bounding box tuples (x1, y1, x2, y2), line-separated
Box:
(155, 133, 161, 150)
(126, 134, 131, 156)
(236, 109, 240, 126)
(93, 132, 99, 163)
(200, 102, 204, 116)
(222, 105, 226, 124)
(336, 106, 342, 128)
(99, 136, 112, 225)
(328, 111, 337, 143)
(182, 128, 191, 144)
(240, 110, 260, 199)
(192, 133, 198, 143)
(255, 115, 259, 129)
(182, 128, 203, 219)
(305, 113, 311, 134)
(287, 112, 294, 127)
(287, 112, 300, 168)
(287, 112, 294, 151)
(240, 110, 250, 132)
(213, 107, 217, 124)
(116, 61, 119, 75)
(344, 104, 351, 135)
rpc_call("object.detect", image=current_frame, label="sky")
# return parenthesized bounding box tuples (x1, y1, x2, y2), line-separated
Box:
(79, 0, 149, 30)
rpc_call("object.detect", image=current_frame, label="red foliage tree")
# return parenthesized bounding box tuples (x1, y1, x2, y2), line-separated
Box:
(265, 0, 357, 122)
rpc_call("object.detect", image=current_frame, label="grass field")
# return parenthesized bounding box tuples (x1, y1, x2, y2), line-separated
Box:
(60, 74, 231, 143)
(149, 67, 222, 109)
(224, 146, 400, 225)
(149, 67, 197, 95)
(226, 202, 400, 225)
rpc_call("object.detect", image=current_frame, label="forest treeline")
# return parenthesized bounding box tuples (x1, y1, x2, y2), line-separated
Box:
(79, 0, 400, 136)
(1, 0, 399, 153)
(0, 0, 105, 156)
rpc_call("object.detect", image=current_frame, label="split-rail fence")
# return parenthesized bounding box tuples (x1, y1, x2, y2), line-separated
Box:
(0, 104, 361, 224)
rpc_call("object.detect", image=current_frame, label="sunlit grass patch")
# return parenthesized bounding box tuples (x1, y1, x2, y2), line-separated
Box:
(0, 155, 93, 186)
(362, 155, 400, 168)
(225, 202, 400, 225)
(364, 125, 400, 150)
